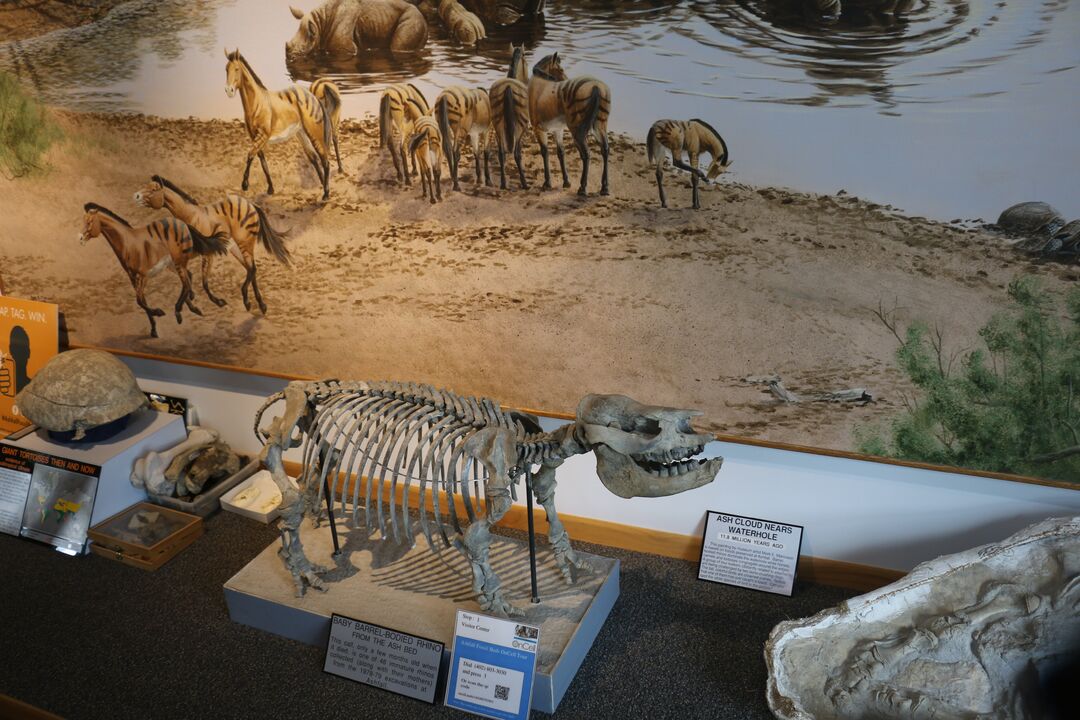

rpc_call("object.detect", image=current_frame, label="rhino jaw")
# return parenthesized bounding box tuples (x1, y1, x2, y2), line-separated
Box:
(594, 444, 722, 498)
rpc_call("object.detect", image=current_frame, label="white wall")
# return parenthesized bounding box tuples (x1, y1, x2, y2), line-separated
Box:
(123, 356, 1080, 572)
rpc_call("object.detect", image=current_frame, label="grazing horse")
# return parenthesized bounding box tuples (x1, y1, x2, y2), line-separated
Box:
(647, 119, 732, 209)
(135, 176, 292, 314)
(408, 104, 444, 203)
(379, 83, 429, 185)
(224, 49, 335, 200)
(488, 44, 530, 190)
(528, 53, 611, 196)
(78, 204, 227, 338)
(311, 78, 344, 173)
(434, 85, 492, 190)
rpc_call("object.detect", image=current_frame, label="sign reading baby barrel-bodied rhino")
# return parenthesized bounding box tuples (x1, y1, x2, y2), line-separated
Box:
(699, 511, 804, 596)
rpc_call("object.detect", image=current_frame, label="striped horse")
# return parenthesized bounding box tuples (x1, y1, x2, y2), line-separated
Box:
(408, 104, 444, 203)
(78, 203, 227, 338)
(134, 176, 292, 314)
(311, 78, 344, 173)
(488, 44, 530, 191)
(528, 52, 611, 196)
(434, 85, 493, 191)
(379, 83, 429, 185)
(224, 49, 335, 200)
(646, 119, 731, 209)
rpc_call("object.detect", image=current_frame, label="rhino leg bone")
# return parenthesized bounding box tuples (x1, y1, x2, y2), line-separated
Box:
(533, 461, 591, 583)
(463, 426, 523, 617)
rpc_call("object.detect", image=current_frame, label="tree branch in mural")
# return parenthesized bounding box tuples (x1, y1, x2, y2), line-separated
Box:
(77, 204, 228, 338)
(254, 380, 722, 615)
(134, 177, 292, 315)
(860, 278, 1080, 483)
(647, 119, 732, 210)
(0, 71, 61, 180)
(224, 50, 338, 200)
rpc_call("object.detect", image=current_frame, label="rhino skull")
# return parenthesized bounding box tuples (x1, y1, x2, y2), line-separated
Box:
(576, 394, 722, 499)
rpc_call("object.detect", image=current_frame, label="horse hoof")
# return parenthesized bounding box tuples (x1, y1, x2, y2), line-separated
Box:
(259, 305, 268, 315)
(214, 299, 227, 307)
(542, 182, 552, 191)
(191, 307, 203, 316)
(150, 330, 159, 339)
(562, 181, 571, 189)
(600, 188, 610, 197)
(267, 187, 275, 195)
(152, 309, 165, 317)
(175, 315, 183, 325)
(577, 188, 587, 197)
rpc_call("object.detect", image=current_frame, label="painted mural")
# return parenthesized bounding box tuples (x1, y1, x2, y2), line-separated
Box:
(1, 0, 1078, 483)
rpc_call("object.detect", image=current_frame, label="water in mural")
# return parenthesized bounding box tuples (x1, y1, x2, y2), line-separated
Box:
(1, 1, 1078, 482)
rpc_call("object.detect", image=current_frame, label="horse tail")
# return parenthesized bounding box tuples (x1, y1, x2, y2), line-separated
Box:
(408, 125, 429, 157)
(254, 203, 292, 266)
(502, 84, 515, 151)
(188, 223, 229, 256)
(313, 79, 341, 151)
(646, 122, 661, 165)
(315, 89, 336, 162)
(436, 95, 455, 175)
(577, 84, 602, 144)
(379, 92, 392, 148)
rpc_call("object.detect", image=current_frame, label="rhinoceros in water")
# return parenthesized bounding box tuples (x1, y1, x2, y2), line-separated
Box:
(286, 0, 429, 57)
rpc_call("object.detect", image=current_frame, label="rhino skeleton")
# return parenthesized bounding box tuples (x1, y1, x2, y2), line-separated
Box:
(255, 379, 722, 616)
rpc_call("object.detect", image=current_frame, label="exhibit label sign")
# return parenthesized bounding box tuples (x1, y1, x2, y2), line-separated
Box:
(324, 614, 445, 704)
(445, 610, 539, 720)
(0, 296, 58, 437)
(698, 511, 804, 596)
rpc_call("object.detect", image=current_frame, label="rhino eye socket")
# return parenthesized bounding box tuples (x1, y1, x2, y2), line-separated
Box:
(611, 418, 661, 435)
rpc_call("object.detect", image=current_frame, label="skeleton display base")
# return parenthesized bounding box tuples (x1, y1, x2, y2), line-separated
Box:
(224, 513, 619, 713)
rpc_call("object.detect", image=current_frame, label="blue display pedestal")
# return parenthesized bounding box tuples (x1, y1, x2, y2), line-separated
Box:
(224, 518, 619, 713)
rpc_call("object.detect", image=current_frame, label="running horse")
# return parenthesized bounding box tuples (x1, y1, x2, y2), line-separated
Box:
(224, 49, 337, 200)
(78, 203, 227, 338)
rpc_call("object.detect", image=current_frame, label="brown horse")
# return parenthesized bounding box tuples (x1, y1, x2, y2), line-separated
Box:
(528, 52, 611, 196)
(78, 204, 227, 338)
(225, 49, 335, 200)
(434, 85, 493, 190)
(380, 83, 429, 185)
(646, 119, 731, 209)
(135, 176, 291, 314)
(408, 107, 444, 203)
(488, 44, 530, 190)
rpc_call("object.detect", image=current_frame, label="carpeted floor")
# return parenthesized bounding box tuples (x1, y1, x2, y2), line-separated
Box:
(0, 511, 854, 719)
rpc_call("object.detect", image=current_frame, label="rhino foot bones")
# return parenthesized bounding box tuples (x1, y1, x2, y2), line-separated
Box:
(255, 380, 721, 615)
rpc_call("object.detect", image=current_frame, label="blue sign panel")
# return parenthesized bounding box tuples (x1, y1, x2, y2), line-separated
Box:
(445, 610, 540, 720)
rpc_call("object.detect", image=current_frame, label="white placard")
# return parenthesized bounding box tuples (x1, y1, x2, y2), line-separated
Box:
(0, 464, 31, 536)
(323, 614, 444, 704)
(445, 610, 539, 720)
(698, 511, 804, 596)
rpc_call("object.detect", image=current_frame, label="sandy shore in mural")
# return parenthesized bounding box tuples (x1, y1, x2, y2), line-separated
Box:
(1, 111, 1075, 450)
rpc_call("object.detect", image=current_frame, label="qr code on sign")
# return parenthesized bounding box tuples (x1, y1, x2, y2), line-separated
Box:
(494, 685, 510, 701)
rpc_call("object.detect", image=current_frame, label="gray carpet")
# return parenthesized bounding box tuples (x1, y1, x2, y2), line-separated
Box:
(0, 511, 855, 719)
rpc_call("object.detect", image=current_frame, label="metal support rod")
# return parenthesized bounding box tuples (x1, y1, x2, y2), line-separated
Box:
(323, 472, 341, 556)
(525, 470, 539, 604)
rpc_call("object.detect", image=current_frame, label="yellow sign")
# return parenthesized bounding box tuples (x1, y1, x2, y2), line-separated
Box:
(0, 296, 59, 437)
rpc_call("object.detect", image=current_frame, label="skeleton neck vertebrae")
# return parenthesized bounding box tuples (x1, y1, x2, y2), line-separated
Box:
(255, 379, 721, 616)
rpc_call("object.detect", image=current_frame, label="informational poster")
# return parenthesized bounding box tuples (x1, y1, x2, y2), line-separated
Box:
(0, 443, 100, 553)
(445, 610, 539, 720)
(0, 296, 58, 437)
(698, 511, 804, 596)
(324, 614, 445, 704)
(0, 460, 32, 536)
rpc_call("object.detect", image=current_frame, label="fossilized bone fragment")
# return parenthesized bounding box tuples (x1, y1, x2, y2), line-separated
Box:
(254, 380, 722, 615)
(131, 427, 220, 496)
(765, 516, 1080, 720)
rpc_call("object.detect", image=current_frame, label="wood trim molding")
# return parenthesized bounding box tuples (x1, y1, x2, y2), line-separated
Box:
(280, 461, 904, 593)
(79, 342, 1077, 492)
(0, 695, 64, 720)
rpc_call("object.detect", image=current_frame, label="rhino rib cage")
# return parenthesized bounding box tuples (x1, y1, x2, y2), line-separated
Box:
(296, 382, 525, 549)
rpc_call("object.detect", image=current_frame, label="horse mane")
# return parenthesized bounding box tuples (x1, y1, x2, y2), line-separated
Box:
(690, 118, 728, 161)
(508, 45, 524, 79)
(152, 175, 201, 206)
(83, 202, 131, 228)
(532, 54, 561, 81)
(230, 50, 265, 89)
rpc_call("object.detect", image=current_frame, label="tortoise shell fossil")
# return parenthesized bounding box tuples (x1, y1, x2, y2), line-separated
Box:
(14, 349, 147, 440)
